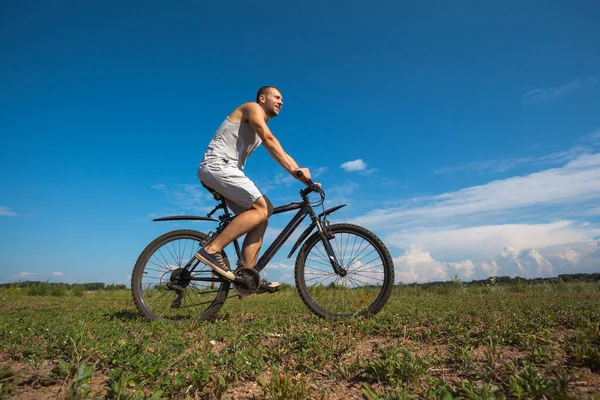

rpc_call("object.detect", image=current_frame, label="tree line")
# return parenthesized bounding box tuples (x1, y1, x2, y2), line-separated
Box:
(0, 281, 127, 290)
(405, 272, 600, 288)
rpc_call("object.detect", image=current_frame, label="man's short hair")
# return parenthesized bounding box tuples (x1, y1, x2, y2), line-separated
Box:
(256, 86, 280, 103)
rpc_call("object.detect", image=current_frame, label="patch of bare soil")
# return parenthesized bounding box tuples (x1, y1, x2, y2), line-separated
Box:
(0, 355, 108, 399)
(342, 336, 391, 363)
(307, 379, 365, 400)
(222, 379, 263, 399)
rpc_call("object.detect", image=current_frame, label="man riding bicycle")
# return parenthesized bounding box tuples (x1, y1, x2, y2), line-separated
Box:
(195, 86, 319, 290)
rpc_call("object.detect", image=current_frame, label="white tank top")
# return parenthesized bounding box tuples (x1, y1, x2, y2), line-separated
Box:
(199, 118, 262, 170)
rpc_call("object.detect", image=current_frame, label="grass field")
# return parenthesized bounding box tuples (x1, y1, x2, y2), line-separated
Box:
(1, 281, 599, 399)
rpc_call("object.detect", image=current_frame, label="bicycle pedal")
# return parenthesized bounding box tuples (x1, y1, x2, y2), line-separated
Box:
(258, 283, 279, 293)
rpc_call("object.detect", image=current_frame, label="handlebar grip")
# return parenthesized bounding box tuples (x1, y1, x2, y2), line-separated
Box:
(295, 170, 314, 186)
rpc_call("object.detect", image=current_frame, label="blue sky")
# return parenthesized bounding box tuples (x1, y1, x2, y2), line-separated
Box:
(1, 0, 599, 285)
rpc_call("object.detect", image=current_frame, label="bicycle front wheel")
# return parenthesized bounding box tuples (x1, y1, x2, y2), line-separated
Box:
(295, 223, 395, 318)
(131, 229, 230, 322)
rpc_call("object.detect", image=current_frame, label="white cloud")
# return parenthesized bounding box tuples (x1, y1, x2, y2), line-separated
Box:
(523, 79, 582, 102)
(386, 221, 597, 261)
(393, 245, 448, 283)
(326, 181, 359, 206)
(262, 262, 295, 283)
(0, 206, 17, 217)
(348, 150, 600, 282)
(583, 207, 600, 216)
(394, 239, 599, 283)
(17, 271, 38, 278)
(435, 128, 600, 176)
(450, 260, 476, 279)
(341, 159, 367, 172)
(540, 240, 599, 274)
(14, 271, 65, 278)
(268, 262, 294, 270)
(478, 260, 500, 277)
(273, 173, 296, 187)
(434, 147, 588, 175)
(523, 75, 598, 103)
(554, 248, 580, 264)
(352, 153, 600, 229)
(495, 246, 555, 276)
(152, 184, 214, 215)
(313, 167, 328, 177)
(589, 129, 600, 140)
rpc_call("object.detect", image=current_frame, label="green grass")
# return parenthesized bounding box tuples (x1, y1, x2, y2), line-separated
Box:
(1, 282, 599, 399)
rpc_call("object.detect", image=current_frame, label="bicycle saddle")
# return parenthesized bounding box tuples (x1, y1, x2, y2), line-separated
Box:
(201, 182, 223, 201)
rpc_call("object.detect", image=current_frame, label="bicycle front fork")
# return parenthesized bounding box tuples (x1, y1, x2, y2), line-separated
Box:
(316, 221, 346, 276)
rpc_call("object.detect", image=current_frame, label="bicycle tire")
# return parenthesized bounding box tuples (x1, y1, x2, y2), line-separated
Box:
(131, 229, 230, 321)
(295, 223, 394, 319)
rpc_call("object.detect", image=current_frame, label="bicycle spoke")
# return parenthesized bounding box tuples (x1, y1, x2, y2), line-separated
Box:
(348, 237, 366, 262)
(350, 255, 382, 271)
(181, 239, 189, 267)
(310, 274, 338, 287)
(165, 241, 178, 267)
(347, 235, 358, 267)
(306, 257, 333, 268)
(144, 267, 170, 274)
(141, 276, 163, 281)
(148, 258, 171, 271)
(314, 243, 330, 262)
(333, 234, 343, 264)
(305, 273, 335, 283)
(345, 248, 377, 270)
(304, 265, 334, 274)
(156, 248, 174, 271)
(346, 274, 377, 286)
(352, 263, 384, 272)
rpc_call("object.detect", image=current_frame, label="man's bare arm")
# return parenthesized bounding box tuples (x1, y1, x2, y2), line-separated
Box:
(243, 103, 303, 176)
(285, 152, 299, 170)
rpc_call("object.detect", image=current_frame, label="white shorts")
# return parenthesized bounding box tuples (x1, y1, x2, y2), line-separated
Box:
(197, 160, 263, 213)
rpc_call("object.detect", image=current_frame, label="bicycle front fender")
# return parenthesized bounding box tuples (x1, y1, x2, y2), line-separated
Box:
(287, 204, 346, 258)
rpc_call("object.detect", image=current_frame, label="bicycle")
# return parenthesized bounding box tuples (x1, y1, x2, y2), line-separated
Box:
(131, 173, 395, 321)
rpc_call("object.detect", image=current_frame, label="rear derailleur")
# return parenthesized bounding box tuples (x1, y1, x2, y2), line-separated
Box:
(166, 268, 191, 309)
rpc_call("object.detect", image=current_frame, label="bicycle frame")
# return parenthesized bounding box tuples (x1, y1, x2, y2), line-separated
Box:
(156, 188, 347, 282)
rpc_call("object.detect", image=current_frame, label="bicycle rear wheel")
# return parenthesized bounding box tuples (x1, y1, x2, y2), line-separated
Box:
(295, 223, 394, 318)
(131, 229, 230, 321)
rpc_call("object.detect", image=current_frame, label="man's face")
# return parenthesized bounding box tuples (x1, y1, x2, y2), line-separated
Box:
(261, 88, 283, 118)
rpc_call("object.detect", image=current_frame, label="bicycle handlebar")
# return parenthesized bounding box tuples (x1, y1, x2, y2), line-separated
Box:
(295, 170, 323, 198)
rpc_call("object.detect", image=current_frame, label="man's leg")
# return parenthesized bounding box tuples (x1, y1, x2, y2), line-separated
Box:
(204, 196, 273, 256)
(241, 220, 268, 268)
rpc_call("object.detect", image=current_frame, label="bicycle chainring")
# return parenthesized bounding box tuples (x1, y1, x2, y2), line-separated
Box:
(233, 267, 261, 296)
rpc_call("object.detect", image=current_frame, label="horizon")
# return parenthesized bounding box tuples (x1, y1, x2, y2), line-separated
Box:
(4, 271, 599, 289)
